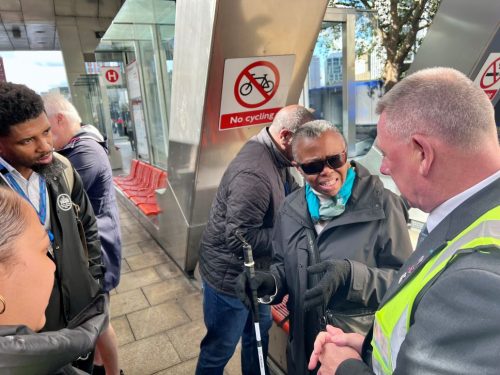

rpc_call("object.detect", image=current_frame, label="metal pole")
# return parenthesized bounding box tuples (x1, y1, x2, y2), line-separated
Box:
(235, 230, 266, 375)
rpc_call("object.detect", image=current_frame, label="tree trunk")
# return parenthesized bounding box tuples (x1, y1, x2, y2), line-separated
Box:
(382, 61, 400, 92)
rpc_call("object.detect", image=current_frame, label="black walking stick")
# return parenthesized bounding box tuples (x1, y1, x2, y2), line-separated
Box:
(234, 229, 266, 375)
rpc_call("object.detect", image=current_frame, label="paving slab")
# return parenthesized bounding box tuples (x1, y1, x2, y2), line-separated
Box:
(111, 316, 135, 346)
(121, 243, 143, 258)
(178, 292, 204, 321)
(154, 358, 198, 375)
(138, 239, 164, 253)
(166, 318, 206, 360)
(120, 259, 131, 274)
(122, 231, 152, 246)
(119, 333, 181, 374)
(110, 289, 149, 317)
(116, 267, 162, 293)
(154, 262, 183, 280)
(127, 251, 170, 271)
(142, 278, 198, 306)
(127, 302, 190, 340)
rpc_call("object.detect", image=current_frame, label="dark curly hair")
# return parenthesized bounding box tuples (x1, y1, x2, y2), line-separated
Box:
(0, 82, 45, 137)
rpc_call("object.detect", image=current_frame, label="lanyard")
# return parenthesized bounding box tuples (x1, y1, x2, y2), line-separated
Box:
(0, 164, 54, 243)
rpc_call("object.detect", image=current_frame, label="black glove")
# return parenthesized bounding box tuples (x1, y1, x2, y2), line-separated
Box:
(234, 271, 276, 309)
(303, 259, 351, 311)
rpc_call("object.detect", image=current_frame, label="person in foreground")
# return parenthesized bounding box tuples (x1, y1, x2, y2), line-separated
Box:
(0, 187, 108, 374)
(308, 67, 500, 374)
(43, 93, 122, 375)
(0, 82, 105, 372)
(236, 120, 413, 373)
(196, 105, 314, 375)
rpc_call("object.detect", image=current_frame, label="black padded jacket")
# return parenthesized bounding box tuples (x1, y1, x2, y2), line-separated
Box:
(0, 294, 108, 375)
(198, 128, 297, 296)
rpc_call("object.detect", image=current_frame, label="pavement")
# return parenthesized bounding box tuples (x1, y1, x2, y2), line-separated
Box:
(112, 200, 243, 375)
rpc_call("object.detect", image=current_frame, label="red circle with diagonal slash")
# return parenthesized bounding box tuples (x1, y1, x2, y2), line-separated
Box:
(234, 61, 280, 109)
(480, 57, 500, 89)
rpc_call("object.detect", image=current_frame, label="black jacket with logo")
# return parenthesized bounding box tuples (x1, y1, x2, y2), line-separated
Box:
(0, 153, 104, 331)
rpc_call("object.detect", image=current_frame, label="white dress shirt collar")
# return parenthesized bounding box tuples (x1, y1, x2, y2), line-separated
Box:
(426, 170, 500, 233)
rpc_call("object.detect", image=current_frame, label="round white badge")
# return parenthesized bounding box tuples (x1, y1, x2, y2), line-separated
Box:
(57, 194, 73, 211)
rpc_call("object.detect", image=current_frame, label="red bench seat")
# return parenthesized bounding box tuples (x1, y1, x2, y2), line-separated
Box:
(271, 295, 290, 334)
(114, 160, 167, 216)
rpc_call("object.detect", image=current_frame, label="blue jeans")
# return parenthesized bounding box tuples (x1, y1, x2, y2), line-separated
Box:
(196, 281, 273, 375)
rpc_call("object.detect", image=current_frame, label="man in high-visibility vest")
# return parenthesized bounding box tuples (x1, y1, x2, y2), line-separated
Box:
(307, 67, 500, 374)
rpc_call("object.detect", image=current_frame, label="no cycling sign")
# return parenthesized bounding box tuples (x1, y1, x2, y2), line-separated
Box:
(219, 55, 295, 130)
(474, 53, 500, 101)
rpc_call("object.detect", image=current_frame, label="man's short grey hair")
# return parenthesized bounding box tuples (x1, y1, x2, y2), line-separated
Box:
(376, 67, 496, 150)
(291, 120, 344, 161)
(42, 93, 82, 124)
(270, 105, 315, 133)
(0, 187, 28, 267)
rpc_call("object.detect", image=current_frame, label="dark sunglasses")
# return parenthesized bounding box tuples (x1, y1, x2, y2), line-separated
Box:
(298, 151, 347, 175)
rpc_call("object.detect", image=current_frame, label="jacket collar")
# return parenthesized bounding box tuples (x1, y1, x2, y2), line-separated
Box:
(60, 124, 108, 153)
(253, 127, 291, 169)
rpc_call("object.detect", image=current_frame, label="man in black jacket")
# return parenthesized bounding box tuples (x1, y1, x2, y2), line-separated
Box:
(196, 105, 314, 375)
(0, 82, 105, 372)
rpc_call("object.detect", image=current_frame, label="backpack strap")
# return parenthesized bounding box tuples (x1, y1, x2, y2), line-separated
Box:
(53, 152, 74, 192)
(52, 152, 88, 258)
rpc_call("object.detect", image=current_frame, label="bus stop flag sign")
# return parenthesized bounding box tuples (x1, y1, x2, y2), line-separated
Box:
(219, 55, 295, 130)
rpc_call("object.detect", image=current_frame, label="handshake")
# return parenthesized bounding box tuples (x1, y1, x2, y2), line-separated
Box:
(234, 259, 350, 310)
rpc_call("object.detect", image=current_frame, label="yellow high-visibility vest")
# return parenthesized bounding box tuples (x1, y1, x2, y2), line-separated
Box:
(371, 206, 500, 374)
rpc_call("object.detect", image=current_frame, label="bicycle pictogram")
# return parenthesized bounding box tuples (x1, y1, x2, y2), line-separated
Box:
(239, 74, 275, 96)
(234, 61, 280, 109)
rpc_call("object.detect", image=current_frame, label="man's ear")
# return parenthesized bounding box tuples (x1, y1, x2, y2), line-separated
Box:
(56, 113, 64, 124)
(279, 128, 293, 144)
(411, 134, 434, 177)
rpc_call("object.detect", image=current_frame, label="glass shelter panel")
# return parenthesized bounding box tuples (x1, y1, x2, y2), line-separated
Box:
(139, 34, 168, 169)
(354, 12, 382, 156)
(160, 25, 175, 125)
(96, 0, 176, 171)
(308, 22, 344, 130)
(306, 11, 382, 157)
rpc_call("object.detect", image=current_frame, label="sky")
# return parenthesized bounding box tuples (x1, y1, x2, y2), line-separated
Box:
(0, 51, 68, 94)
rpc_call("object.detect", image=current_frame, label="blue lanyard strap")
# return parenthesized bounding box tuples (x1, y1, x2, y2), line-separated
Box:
(0, 164, 54, 242)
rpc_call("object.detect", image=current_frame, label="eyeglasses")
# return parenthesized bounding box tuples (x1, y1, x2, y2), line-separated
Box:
(298, 151, 347, 175)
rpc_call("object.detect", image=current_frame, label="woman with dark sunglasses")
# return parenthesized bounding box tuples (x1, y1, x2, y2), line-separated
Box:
(236, 120, 413, 374)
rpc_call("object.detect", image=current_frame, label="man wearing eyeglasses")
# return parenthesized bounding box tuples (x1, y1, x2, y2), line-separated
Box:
(236, 120, 413, 373)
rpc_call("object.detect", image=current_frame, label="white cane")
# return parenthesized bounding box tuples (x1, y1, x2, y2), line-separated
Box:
(235, 230, 266, 375)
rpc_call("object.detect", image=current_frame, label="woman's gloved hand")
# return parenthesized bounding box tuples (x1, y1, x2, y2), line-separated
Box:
(303, 260, 351, 310)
